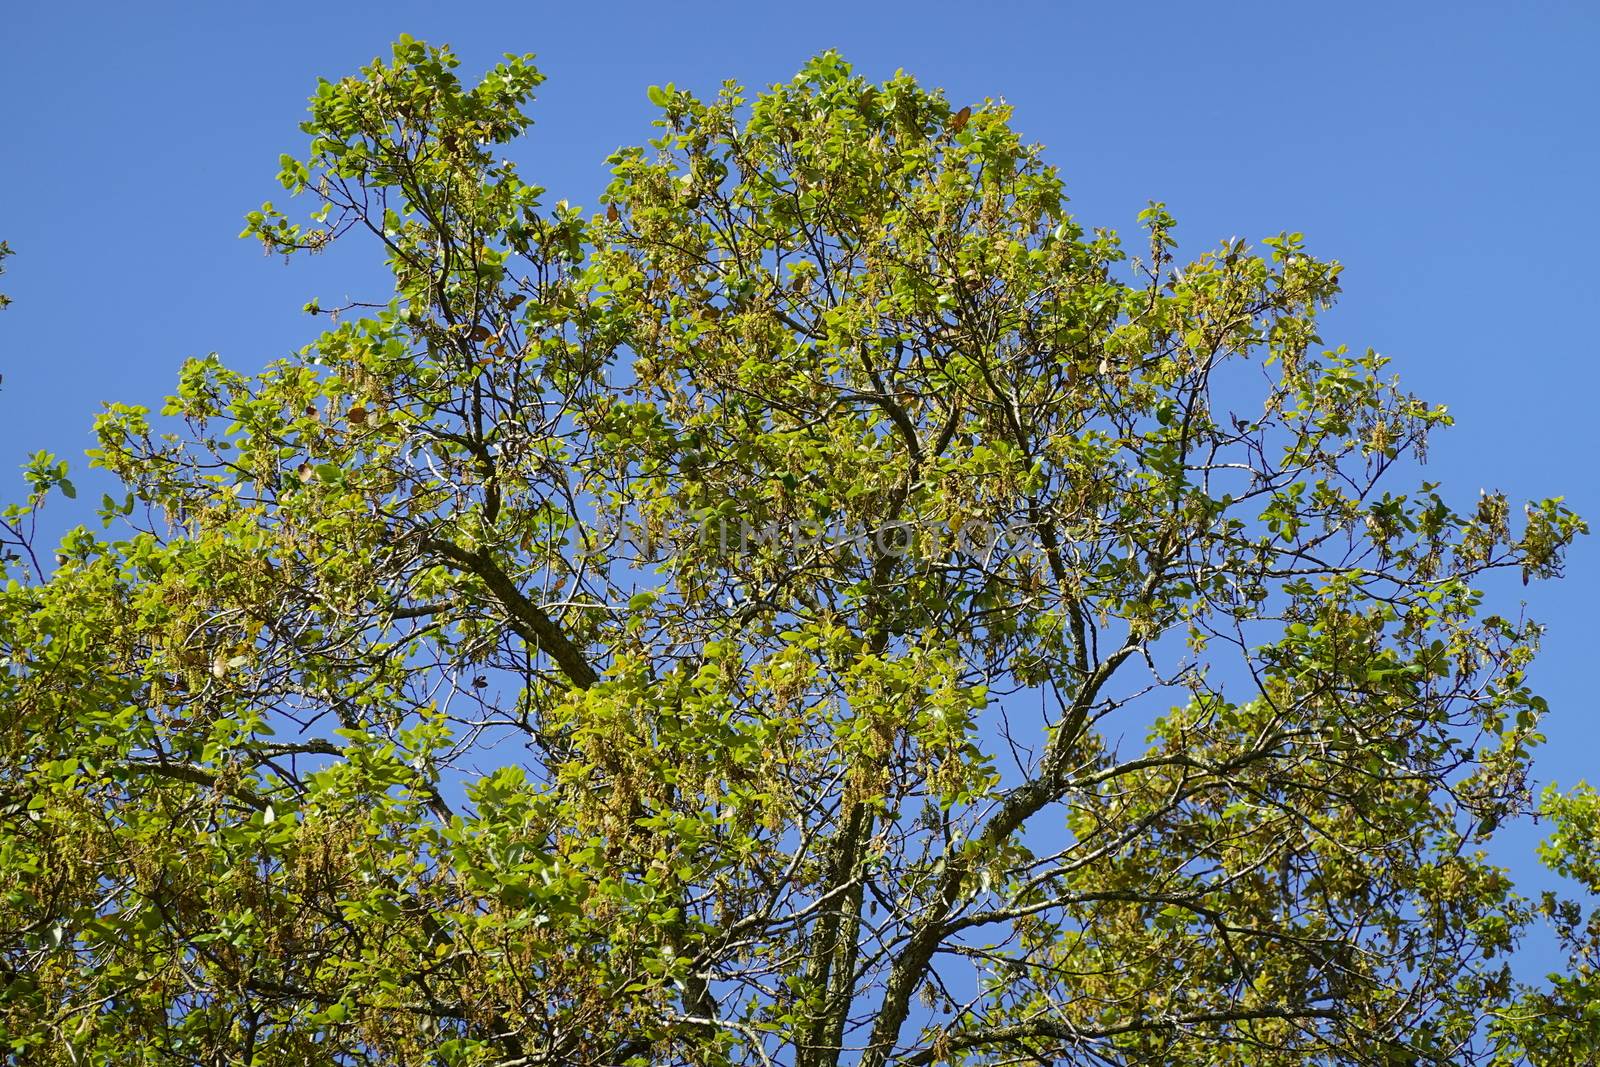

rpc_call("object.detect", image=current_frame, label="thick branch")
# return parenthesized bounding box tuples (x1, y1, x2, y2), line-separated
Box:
(421, 537, 598, 690)
(860, 640, 1140, 1067)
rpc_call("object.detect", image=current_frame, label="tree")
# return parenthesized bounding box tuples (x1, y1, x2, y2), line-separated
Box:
(0, 37, 1589, 1066)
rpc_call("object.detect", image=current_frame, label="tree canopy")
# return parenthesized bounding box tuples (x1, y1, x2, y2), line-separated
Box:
(0, 37, 1592, 1066)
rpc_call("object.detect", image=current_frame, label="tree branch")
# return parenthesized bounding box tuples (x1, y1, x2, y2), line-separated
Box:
(420, 537, 599, 690)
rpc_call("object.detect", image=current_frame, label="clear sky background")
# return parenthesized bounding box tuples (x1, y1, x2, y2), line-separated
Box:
(2, 0, 1596, 958)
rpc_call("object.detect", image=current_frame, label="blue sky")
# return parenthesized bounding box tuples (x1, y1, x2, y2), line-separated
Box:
(3, 0, 1596, 945)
